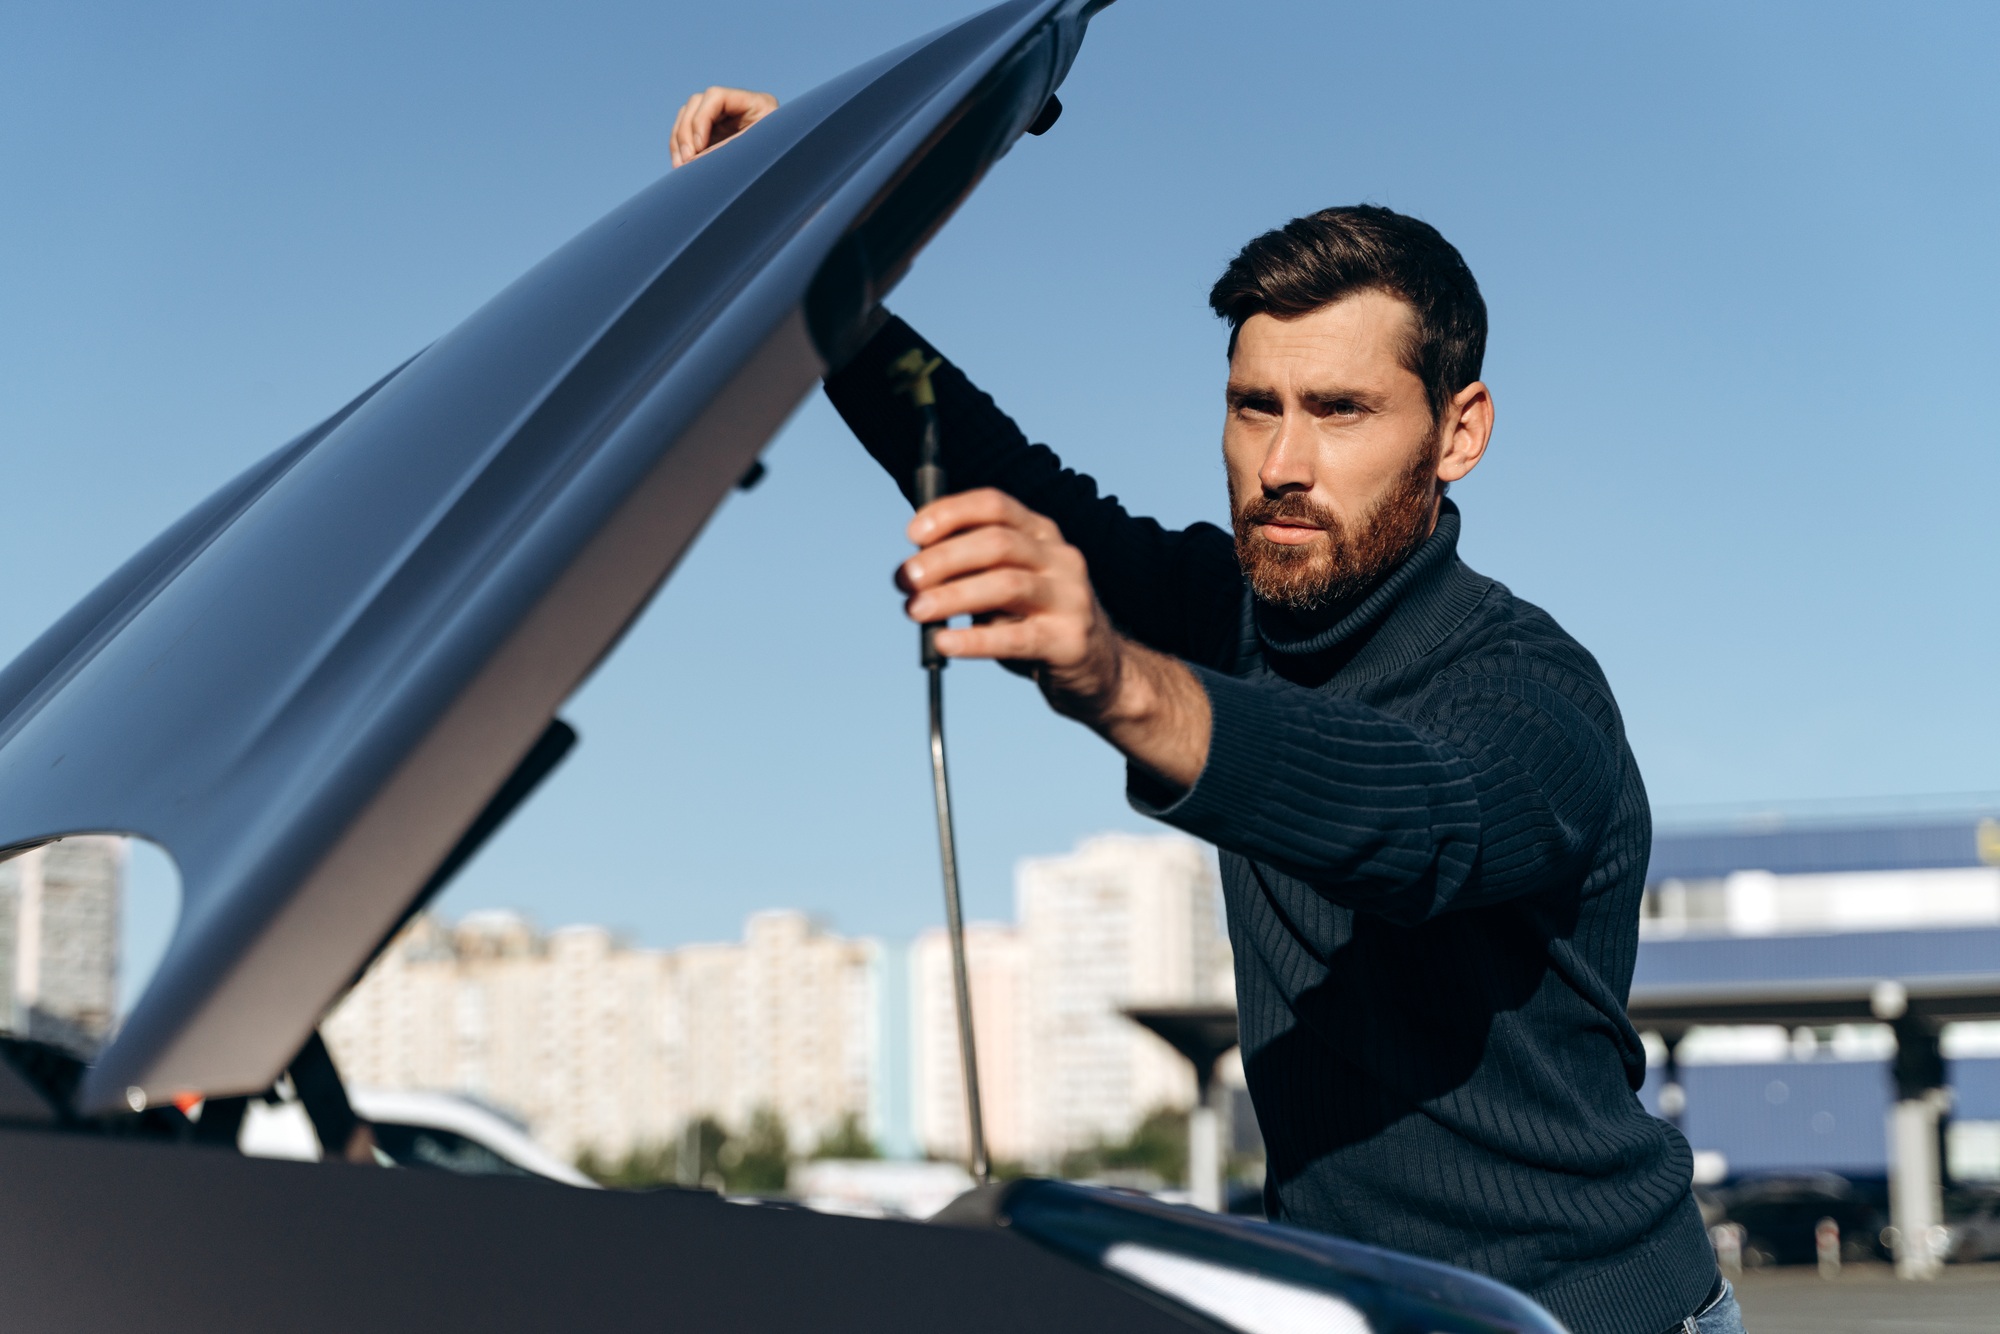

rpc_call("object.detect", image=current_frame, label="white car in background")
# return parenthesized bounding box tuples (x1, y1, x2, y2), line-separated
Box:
(239, 1086, 593, 1187)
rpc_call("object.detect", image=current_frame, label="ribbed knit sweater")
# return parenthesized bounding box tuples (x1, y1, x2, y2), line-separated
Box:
(826, 317, 1717, 1334)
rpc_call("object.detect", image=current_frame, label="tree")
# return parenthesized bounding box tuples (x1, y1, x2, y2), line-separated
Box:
(1059, 1106, 1189, 1186)
(810, 1111, 880, 1161)
(576, 1142, 675, 1189)
(679, 1115, 731, 1188)
(576, 1116, 729, 1190)
(719, 1105, 791, 1194)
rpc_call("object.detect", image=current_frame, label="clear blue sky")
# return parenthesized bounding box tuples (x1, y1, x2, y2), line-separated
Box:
(6, 1, 1998, 959)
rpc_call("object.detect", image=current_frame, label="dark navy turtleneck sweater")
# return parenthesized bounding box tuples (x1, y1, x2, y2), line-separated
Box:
(826, 317, 1716, 1334)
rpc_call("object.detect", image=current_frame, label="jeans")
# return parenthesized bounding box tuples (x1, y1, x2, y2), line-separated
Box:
(1677, 1278, 1745, 1334)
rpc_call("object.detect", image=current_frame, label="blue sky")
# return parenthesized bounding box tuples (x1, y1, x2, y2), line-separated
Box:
(6, 1, 1999, 962)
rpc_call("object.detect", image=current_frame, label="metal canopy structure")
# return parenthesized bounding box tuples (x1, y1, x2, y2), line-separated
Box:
(1628, 926, 2000, 1033)
(1633, 814, 2000, 1280)
(1123, 1006, 1238, 1100)
(1627, 926, 1996, 1281)
(1123, 1004, 1238, 1214)
(1650, 812, 2000, 881)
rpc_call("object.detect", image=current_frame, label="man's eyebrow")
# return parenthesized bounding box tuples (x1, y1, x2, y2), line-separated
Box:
(1300, 386, 1390, 412)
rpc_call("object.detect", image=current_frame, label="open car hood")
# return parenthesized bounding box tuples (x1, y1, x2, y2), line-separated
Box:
(0, 0, 1105, 1117)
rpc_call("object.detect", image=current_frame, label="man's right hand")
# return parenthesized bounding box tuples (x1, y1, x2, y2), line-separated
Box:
(670, 87, 779, 167)
(899, 488, 1213, 792)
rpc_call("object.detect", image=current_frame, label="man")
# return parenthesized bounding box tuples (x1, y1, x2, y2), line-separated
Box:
(675, 91, 1739, 1334)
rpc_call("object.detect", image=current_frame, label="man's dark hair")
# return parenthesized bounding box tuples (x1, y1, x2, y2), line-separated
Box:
(1208, 205, 1487, 420)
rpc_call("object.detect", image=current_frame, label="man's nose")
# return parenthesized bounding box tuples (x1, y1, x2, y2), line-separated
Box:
(1258, 411, 1315, 494)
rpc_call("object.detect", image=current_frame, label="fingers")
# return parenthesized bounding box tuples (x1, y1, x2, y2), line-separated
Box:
(895, 488, 1102, 673)
(672, 91, 704, 167)
(671, 91, 712, 167)
(692, 86, 733, 154)
(670, 97, 689, 167)
(908, 487, 1057, 549)
(671, 87, 779, 168)
(931, 614, 1099, 678)
(898, 522, 1042, 593)
(898, 487, 1085, 615)
(708, 86, 777, 143)
(932, 619, 1048, 661)
(906, 566, 1050, 625)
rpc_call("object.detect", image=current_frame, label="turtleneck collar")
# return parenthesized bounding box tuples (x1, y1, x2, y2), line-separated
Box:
(1251, 499, 1476, 670)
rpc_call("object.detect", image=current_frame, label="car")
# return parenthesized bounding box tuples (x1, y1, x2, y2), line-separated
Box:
(1710, 1172, 1888, 1267)
(238, 1082, 597, 1187)
(0, 3, 1568, 1329)
(1942, 1183, 2000, 1263)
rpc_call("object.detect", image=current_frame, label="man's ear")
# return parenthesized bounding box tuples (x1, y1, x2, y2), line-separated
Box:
(1436, 381, 1494, 484)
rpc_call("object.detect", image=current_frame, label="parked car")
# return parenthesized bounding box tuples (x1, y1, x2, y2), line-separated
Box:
(239, 1083, 595, 1187)
(0, 2, 1568, 1329)
(1710, 1172, 1889, 1267)
(1943, 1183, 2000, 1263)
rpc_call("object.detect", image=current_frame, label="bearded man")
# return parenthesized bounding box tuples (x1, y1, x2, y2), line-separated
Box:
(675, 91, 1735, 1334)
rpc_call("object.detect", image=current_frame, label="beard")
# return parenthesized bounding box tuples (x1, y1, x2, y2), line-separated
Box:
(1231, 434, 1441, 614)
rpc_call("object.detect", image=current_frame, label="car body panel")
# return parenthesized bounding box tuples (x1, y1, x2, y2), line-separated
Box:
(944, 1180, 1568, 1334)
(0, 1126, 1197, 1333)
(0, 0, 1099, 1116)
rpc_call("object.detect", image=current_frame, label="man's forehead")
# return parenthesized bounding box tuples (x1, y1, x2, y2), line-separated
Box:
(1229, 290, 1419, 384)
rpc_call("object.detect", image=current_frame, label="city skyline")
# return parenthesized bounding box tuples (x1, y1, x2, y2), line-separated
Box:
(326, 905, 880, 1162)
(321, 832, 1233, 1167)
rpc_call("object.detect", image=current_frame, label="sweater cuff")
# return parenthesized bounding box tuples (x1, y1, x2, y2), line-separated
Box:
(823, 310, 927, 395)
(1127, 664, 1277, 842)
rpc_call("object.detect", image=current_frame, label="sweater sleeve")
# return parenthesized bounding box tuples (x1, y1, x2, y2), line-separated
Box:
(823, 315, 1246, 671)
(1131, 653, 1620, 923)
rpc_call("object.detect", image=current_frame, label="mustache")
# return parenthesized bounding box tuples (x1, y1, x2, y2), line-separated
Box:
(1235, 492, 1341, 534)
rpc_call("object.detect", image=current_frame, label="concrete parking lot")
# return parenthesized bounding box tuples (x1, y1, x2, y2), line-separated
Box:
(1734, 1264, 2000, 1334)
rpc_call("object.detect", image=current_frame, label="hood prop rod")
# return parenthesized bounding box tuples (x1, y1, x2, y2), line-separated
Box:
(895, 348, 989, 1185)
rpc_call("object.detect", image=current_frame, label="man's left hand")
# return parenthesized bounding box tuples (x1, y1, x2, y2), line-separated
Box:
(898, 488, 1211, 790)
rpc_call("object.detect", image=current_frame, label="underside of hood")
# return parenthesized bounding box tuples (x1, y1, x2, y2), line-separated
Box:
(0, 0, 1107, 1117)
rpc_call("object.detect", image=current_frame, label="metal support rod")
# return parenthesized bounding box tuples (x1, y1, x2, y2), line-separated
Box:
(896, 348, 989, 1185)
(927, 662, 988, 1183)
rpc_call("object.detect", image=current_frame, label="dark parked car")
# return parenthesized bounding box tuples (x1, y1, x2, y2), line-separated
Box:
(0, 3, 1567, 1329)
(1943, 1183, 2000, 1263)
(1711, 1173, 1889, 1267)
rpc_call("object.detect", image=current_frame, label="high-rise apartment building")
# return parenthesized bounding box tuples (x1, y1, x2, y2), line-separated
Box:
(912, 834, 1233, 1167)
(738, 911, 879, 1144)
(0, 837, 122, 1053)
(911, 922, 1031, 1164)
(326, 909, 878, 1162)
(332, 835, 1225, 1170)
